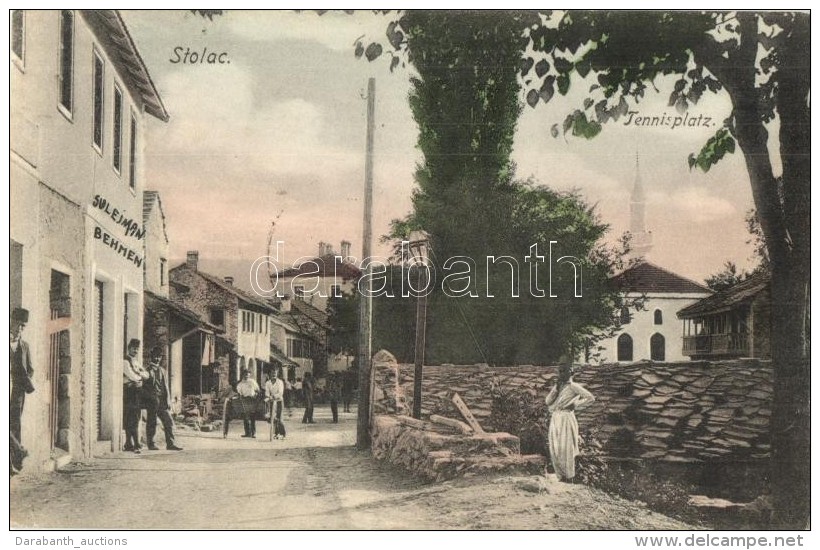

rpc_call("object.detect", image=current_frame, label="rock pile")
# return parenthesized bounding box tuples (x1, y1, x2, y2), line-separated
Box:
(371, 415, 544, 481)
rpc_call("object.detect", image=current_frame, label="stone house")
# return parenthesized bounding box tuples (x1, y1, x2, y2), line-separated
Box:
(678, 272, 771, 360)
(277, 240, 362, 312)
(10, 9, 167, 468)
(170, 251, 279, 389)
(268, 312, 310, 382)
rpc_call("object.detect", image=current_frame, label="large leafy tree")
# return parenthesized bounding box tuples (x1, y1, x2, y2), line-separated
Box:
(525, 12, 809, 528)
(358, 11, 630, 366)
(361, 9, 809, 527)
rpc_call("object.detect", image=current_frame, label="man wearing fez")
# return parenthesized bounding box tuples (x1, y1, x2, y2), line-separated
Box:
(143, 346, 183, 451)
(10, 307, 34, 474)
(123, 338, 149, 453)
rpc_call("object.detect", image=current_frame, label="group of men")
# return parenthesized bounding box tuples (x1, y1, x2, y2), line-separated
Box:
(234, 367, 286, 438)
(122, 339, 183, 453)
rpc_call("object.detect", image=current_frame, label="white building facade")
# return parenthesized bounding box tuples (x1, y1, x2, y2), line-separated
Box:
(10, 10, 167, 468)
(596, 262, 712, 364)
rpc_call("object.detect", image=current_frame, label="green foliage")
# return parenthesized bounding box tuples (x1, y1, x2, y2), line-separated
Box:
(351, 11, 632, 365)
(687, 128, 735, 172)
(704, 261, 747, 292)
(705, 209, 770, 291)
(490, 385, 548, 455)
(577, 437, 703, 526)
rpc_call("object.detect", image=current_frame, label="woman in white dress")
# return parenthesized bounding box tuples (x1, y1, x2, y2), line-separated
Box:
(545, 361, 595, 482)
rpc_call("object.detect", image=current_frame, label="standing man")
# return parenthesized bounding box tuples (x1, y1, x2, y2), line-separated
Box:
(10, 307, 34, 474)
(265, 369, 286, 439)
(341, 370, 354, 413)
(328, 373, 341, 423)
(236, 369, 260, 438)
(123, 338, 149, 453)
(301, 371, 315, 424)
(143, 346, 183, 451)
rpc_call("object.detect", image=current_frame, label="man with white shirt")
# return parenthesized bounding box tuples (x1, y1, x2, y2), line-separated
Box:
(123, 338, 149, 453)
(236, 369, 260, 438)
(265, 369, 286, 439)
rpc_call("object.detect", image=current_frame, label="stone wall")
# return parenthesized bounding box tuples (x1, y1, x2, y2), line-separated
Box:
(371, 415, 543, 481)
(372, 357, 772, 495)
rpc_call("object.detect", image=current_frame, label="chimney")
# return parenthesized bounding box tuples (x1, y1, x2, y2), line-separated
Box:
(324, 243, 333, 256)
(224, 276, 234, 286)
(340, 240, 351, 259)
(186, 251, 199, 271)
(280, 296, 291, 312)
(317, 241, 326, 257)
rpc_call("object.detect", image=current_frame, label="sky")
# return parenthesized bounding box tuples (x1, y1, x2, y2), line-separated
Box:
(122, 10, 758, 285)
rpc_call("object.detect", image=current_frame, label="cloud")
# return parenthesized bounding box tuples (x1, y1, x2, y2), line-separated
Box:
(223, 11, 394, 52)
(664, 186, 737, 223)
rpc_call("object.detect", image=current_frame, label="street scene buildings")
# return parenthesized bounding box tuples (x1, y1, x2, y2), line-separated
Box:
(8, 10, 810, 533)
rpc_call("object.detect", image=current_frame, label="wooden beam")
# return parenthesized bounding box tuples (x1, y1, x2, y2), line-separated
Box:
(451, 392, 485, 434)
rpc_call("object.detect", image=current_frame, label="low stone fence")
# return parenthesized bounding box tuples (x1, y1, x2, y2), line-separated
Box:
(370, 352, 772, 498)
(371, 415, 544, 481)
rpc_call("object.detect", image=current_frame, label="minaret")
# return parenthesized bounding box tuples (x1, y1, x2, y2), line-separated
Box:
(629, 153, 653, 258)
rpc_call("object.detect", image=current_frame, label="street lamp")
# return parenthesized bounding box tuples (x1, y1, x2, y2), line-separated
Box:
(408, 231, 429, 420)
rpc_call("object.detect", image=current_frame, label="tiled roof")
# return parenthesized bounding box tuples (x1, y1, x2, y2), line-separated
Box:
(269, 311, 303, 334)
(375, 360, 772, 464)
(281, 254, 362, 280)
(142, 190, 168, 242)
(82, 11, 168, 121)
(270, 344, 299, 368)
(572, 361, 771, 463)
(612, 261, 711, 294)
(678, 272, 770, 318)
(196, 271, 277, 313)
(145, 290, 223, 334)
(289, 298, 330, 330)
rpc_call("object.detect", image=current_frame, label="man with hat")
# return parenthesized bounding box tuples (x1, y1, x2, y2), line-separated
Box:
(10, 307, 34, 474)
(143, 346, 182, 451)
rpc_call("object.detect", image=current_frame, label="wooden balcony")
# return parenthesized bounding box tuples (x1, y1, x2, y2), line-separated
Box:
(682, 333, 750, 358)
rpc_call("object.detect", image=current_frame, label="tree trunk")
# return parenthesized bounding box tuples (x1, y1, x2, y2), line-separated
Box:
(769, 259, 810, 528)
(768, 14, 810, 528)
(717, 14, 811, 528)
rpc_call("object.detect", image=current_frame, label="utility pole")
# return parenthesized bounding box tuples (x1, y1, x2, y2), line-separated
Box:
(412, 267, 428, 419)
(356, 78, 375, 450)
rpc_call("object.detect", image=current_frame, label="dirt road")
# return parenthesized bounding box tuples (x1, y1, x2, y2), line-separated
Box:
(10, 406, 691, 530)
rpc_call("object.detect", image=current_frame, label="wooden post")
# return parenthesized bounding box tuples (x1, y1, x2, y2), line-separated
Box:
(412, 266, 427, 419)
(356, 78, 375, 450)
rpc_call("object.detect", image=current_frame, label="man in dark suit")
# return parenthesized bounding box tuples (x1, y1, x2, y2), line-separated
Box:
(10, 307, 34, 444)
(143, 346, 182, 451)
(10, 307, 34, 475)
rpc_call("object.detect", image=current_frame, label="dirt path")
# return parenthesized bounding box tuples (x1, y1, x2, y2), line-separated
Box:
(10, 406, 692, 530)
